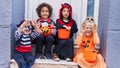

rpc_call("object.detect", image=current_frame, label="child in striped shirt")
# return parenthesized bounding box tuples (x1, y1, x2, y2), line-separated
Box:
(13, 20, 40, 68)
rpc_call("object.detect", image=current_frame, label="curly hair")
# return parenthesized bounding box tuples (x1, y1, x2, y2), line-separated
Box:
(36, 3, 53, 18)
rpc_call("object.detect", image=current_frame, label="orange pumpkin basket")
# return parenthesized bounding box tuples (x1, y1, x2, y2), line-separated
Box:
(58, 29, 70, 39)
(83, 50, 97, 63)
(40, 26, 51, 36)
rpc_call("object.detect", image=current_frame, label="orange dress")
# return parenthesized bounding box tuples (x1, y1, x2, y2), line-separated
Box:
(74, 32, 106, 68)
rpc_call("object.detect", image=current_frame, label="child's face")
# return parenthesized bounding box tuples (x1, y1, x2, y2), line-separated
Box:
(22, 21, 32, 35)
(62, 8, 70, 19)
(40, 7, 49, 19)
(22, 26, 32, 35)
(84, 23, 94, 36)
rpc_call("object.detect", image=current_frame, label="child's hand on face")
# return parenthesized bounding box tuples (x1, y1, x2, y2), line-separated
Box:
(18, 20, 31, 33)
(20, 20, 30, 28)
(31, 19, 36, 27)
(24, 20, 31, 27)
(36, 22, 40, 28)
(81, 30, 86, 34)
(37, 21, 41, 27)
(93, 27, 97, 33)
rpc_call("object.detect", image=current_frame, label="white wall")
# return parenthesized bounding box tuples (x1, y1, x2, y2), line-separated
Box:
(25, 0, 99, 38)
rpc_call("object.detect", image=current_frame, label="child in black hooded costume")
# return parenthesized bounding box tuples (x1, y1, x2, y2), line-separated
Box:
(53, 3, 78, 61)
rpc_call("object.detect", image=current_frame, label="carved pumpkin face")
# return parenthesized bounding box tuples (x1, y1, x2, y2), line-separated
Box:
(40, 26, 51, 36)
(40, 26, 49, 33)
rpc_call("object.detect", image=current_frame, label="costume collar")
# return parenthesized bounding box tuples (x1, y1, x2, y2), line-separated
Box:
(39, 18, 51, 23)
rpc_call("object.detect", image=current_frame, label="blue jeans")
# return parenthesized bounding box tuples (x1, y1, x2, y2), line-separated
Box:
(36, 35, 55, 59)
(13, 51, 35, 68)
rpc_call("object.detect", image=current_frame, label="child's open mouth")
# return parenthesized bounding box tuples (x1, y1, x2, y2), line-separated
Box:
(25, 29, 30, 32)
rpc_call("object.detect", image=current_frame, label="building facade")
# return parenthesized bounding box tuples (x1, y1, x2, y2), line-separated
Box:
(0, 0, 120, 68)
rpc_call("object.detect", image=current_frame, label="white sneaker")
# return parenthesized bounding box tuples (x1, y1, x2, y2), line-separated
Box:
(66, 58, 71, 62)
(53, 57, 60, 61)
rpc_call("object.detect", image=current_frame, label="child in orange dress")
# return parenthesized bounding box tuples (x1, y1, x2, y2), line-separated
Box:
(74, 17, 106, 68)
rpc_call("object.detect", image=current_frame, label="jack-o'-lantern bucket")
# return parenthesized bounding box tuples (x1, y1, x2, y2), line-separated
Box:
(40, 26, 51, 36)
(58, 29, 70, 39)
(83, 50, 97, 63)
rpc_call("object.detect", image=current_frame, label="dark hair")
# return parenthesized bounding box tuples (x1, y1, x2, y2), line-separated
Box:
(59, 3, 72, 20)
(36, 3, 53, 18)
(17, 20, 34, 30)
(17, 20, 25, 27)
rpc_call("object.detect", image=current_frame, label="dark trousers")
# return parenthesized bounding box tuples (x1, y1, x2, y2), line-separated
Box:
(36, 35, 54, 56)
(54, 38, 74, 60)
(13, 51, 35, 68)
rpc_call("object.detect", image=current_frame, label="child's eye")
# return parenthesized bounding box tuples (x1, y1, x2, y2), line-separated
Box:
(63, 10, 66, 12)
(46, 11, 49, 12)
(41, 11, 45, 12)
(90, 28, 93, 30)
(64, 10, 69, 13)
(25, 26, 28, 28)
(86, 27, 89, 29)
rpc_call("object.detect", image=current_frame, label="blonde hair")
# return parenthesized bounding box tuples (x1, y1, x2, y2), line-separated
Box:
(81, 17, 97, 33)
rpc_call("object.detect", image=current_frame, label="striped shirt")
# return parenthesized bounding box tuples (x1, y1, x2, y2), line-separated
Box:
(15, 30, 39, 52)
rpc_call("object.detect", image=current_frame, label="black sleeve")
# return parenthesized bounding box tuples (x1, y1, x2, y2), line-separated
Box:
(71, 20, 78, 33)
(51, 20, 56, 25)
(56, 19, 64, 29)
